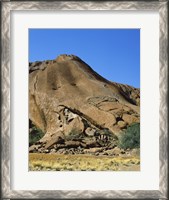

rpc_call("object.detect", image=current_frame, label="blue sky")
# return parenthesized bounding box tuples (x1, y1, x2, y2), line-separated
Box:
(29, 29, 140, 88)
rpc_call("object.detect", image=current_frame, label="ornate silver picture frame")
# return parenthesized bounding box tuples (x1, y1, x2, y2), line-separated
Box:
(1, 1, 168, 199)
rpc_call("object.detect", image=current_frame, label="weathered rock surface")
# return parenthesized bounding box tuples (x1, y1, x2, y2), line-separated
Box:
(29, 54, 140, 153)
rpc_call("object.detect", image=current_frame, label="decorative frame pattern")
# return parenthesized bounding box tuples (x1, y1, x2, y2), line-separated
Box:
(1, 1, 168, 199)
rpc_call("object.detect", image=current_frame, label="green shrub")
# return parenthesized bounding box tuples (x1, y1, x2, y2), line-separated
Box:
(29, 123, 45, 146)
(118, 122, 140, 150)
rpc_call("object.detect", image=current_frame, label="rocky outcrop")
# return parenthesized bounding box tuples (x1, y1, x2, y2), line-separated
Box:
(29, 54, 140, 153)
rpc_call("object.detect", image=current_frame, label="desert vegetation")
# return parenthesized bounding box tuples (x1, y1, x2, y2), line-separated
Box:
(118, 122, 140, 150)
(29, 121, 45, 146)
(29, 153, 140, 171)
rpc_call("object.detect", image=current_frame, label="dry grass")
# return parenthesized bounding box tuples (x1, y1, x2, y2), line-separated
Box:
(29, 153, 140, 171)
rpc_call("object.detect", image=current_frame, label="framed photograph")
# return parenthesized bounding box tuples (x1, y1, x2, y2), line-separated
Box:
(1, 0, 168, 199)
